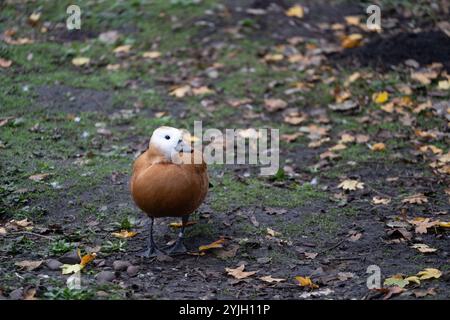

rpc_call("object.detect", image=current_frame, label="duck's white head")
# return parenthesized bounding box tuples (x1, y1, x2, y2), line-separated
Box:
(150, 126, 191, 161)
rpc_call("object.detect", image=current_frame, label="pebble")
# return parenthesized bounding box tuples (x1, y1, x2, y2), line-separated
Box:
(113, 260, 131, 271)
(46, 259, 63, 271)
(58, 250, 81, 264)
(127, 265, 140, 277)
(95, 271, 116, 284)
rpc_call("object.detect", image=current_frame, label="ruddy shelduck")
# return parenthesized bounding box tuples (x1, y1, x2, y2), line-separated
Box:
(131, 126, 209, 256)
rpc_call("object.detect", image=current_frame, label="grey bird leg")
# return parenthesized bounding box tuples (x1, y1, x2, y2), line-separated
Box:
(137, 217, 165, 258)
(166, 215, 189, 255)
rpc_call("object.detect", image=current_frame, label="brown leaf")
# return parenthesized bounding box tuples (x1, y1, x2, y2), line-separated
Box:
(29, 173, 50, 182)
(0, 58, 13, 68)
(111, 230, 137, 238)
(338, 179, 364, 191)
(225, 264, 258, 279)
(402, 193, 428, 205)
(264, 99, 288, 112)
(295, 276, 319, 289)
(15, 260, 43, 271)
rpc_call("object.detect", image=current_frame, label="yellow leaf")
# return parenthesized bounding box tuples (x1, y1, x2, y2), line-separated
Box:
(370, 142, 386, 151)
(341, 34, 363, 49)
(264, 98, 288, 112)
(28, 12, 41, 25)
(263, 53, 284, 62)
(372, 91, 389, 104)
(438, 80, 450, 90)
(416, 268, 442, 280)
(72, 57, 90, 66)
(80, 253, 96, 267)
(111, 230, 137, 238)
(169, 85, 191, 98)
(61, 264, 82, 275)
(411, 244, 437, 253)
(285, 5, 304, 18)
(225, 264, 258, 279)
(438, 221, 450, 228)
(113, 45, 132, 54)
(338, 179, 364, 191)
(169, 221, 197, 228)
(344, 16, 361, 26)
(295, 276, 319, 289)
(192, 86, 215, 96)
(198, 238, 226, 252)
(404, 276, 421, 285)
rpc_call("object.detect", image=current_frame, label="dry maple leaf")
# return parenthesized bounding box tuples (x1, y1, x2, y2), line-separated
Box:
(338, 179, 364, 191)
(113, 45, 131, 54)
(225, 264, 258, 279)
(295, 276, 319, 289)
(169, 221, 197, 229)
(402, 193, 428, 205)
(408, 218, 439, 234)
(281, 132, 303, 143)
(266, 227, 281, 237)
(192, 86, 214, 96)
(260, 275, 286, 283)
(111, 230, 137, 238)
(199, 238, 226, 252)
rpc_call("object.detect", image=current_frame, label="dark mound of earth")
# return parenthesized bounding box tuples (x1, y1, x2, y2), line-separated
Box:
(331, 31, 450, 71)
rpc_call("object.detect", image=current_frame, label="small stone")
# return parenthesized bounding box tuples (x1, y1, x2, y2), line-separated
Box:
(96, 271, 116, 284)
(58, 250, 81, 264)
(127, 265, 140, 277)
(156, 254, 173, 262)
(9, 288, 23, 300)
(113, 260, 131, 271)
(46, 259, 63, 271)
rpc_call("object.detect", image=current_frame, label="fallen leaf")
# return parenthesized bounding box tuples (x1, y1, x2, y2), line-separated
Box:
(281, 132, 303, 143)
(402, 193, 428, 205)
(28, 12, 41, 26)
(263, 53, 284, 62)
(411, 243, 437, 253)
(169, 221, 197, 228)
(142, 51, 161, 59)
(416, 268, 442, 280)
(199, 238, 226, 252)
(169, 85, 191, 98)
(29, 173, 50, 182)
(266, 227, 281, 237)
(412, 288, 436, 298)
(372, 196, 391, 205)
(438, 80, 450, 90)
(304, 252, 318, 259)
(285, 5, 304, 18)
(341, 33, 363, 49)
(295, 276, 319, 289)
(61, 264, 82, 275)
(0, 58, 13, 68)
(0, 227, 7, 236)
(370, 142, 386, 151)
(15, 260, 43, 271)
(264, 99, 288, 112)
(411, 70, 438, 85)
(260, 275, 286, 283)
(225, 264, 258, 279)
(338, 179, 364, 191)
(72, 57, 90, 66)
(111, 230, 137, 238)
(192, 86, 214, 96)
(372, 91, 389, 104)
(384, 275, 409, 288)
(113, 45, 131, 54)
(381, 286, 405, 300)
(328, 100, 358, 111)
(80, 252, 96, 267)
(337, 272, 355, 281)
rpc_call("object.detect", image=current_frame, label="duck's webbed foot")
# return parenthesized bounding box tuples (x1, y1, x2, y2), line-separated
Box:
(165, 215, 189, 255)
(137, 217, 166, 258)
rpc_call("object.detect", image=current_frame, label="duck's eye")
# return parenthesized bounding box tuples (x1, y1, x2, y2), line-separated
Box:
(165, 135, 170, 140)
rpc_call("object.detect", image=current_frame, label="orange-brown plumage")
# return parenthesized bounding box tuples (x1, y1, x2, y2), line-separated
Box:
(131, 145, 208, 218)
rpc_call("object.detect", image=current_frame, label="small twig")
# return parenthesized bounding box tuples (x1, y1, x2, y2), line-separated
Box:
(321, 238, 347, 253)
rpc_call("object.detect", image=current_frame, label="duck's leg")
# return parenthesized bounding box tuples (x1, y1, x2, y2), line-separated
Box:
(138, 217, 165, 258)
(166, 215, 189, 255)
